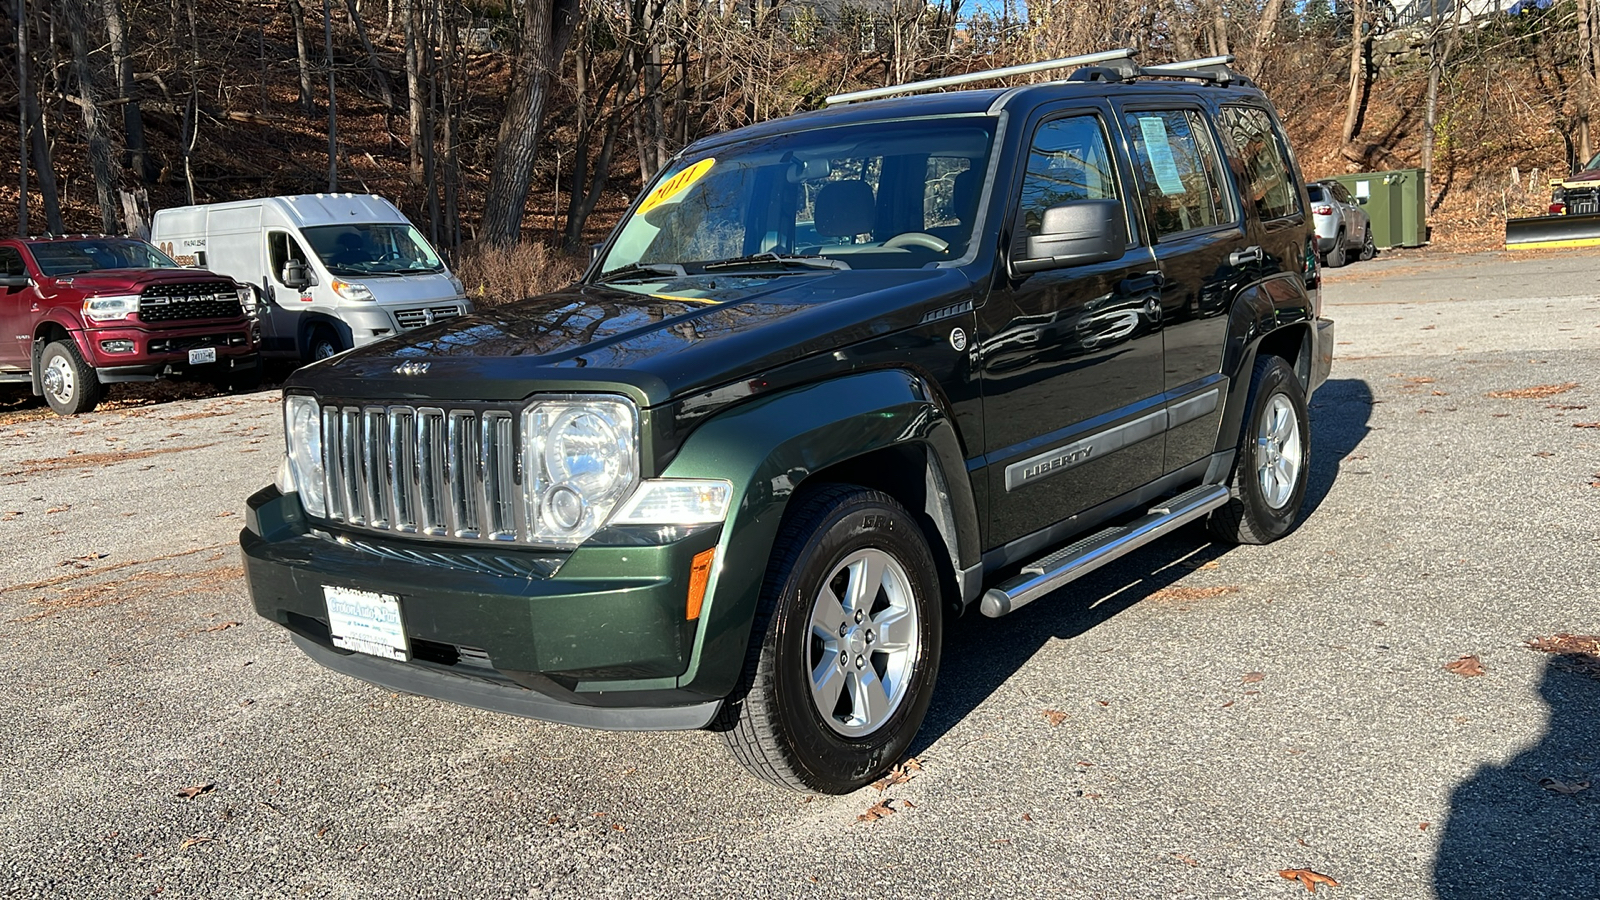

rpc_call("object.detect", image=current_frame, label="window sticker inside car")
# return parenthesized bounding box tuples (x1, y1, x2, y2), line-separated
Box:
(638, 158, 716, 216)
(1137, 117, 1186, 196)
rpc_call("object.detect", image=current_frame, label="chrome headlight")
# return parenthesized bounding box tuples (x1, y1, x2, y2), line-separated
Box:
(523, 396, 637, 547)
(283, 394, 326, 517)
(331, 279, 375, 302)
(236, 284, 257, 315)
(82, 294, 140, 322)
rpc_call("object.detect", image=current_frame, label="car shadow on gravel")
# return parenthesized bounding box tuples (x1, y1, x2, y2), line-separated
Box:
(1433, 657, 1600, 899)
(909, 376, 1376, 756)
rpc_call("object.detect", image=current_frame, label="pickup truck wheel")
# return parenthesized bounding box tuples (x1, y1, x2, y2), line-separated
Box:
(1359, 226, 1377, 261)
(1324, 228, 1347, 268)
(717, 484, 941, 794)
(1208, 355, 1309, 545)
(39, 340, 103, 416)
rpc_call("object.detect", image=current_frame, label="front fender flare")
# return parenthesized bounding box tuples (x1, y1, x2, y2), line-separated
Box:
(659, 368, 975, 700)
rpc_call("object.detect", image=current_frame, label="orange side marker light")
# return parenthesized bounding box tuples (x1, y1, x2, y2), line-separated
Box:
(686, 548, 715, 620)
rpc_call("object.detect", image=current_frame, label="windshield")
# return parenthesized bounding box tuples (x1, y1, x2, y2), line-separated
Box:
(301, 223, 445, 276)
(29, 239, 178, 276)
(1584, 151, 1600, 172)
(596, 117, 997, 276)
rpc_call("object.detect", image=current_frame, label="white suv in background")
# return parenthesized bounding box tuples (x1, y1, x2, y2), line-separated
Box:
(1309, 180, 1374, 267)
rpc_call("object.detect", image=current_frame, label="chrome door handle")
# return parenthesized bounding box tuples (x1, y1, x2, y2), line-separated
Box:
(1229, 246, 1264, 267)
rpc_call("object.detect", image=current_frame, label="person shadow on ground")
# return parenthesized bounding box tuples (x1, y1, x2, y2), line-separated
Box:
(1434, 654, 1600, 899)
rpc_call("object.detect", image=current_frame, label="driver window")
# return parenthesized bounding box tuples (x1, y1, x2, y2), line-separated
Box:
(268, 232, 309, 285)
(1016, 114, 1123, 246)
(0, 247, 24, 278)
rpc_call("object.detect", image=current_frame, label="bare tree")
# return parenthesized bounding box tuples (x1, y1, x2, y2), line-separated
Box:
(13, 0, 27, 235)
(1340, 0, 1368, 149)
(343, 0, 394, 110)
(481, 0, 580, 247)
(403, 0, 424, 184)
(288, 0, 316, 117)
(101, 0, 153, 183)
(66, 0, 118, 233)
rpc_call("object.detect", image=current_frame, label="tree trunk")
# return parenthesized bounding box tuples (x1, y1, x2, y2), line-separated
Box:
(182, 0, 199, 204)
(1579, 0, 1598, 164)
(1250, 0, 1284, 79)
(324, 0, 338, 190)
(288, 0, 316, 117)
(343, 0, 394, 110)
(26, 92, 64, 233)
(67, 0, 118, 234)
(101, 0, 152, 183)
(1341, 0, 1367, 147)
(481, 0, 580, 247)
(1212, 6, 1230, 57)
(403, 0, 424, 184)
(13, 0, 27, 236)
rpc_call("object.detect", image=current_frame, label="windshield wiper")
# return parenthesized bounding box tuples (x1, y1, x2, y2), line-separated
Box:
(596, 262, 688, 282)
(700, 252, 849, 272)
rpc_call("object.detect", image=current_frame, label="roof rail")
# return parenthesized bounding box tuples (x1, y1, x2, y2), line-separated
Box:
(1139, 55, 1250, 86)
(825, 48, 1139, 105)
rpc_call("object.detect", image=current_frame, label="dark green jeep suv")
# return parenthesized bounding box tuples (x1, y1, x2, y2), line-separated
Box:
(243, 51, 1334, 793)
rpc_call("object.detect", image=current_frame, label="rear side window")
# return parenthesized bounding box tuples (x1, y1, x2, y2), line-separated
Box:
(1217, 106, 1301, 221)
(1016, 114, 1123, 240)
(0, 247, 23, 277)
(1122, 110, 1235, 239)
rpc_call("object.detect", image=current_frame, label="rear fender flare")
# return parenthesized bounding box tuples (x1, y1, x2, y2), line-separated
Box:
(660, 368, 976, 699)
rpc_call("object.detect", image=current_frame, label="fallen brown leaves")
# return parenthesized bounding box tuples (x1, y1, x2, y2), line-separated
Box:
(177, 783, 216, 800)
(1042, 709, 1069, 727)
(1147, 585, 1240, 602)
(1241, 672, 1266, 684)
(197, 621, 242, 633)
(1574, 422, 1600, 429)
(1486, 383, 1579, 400)
(1539, 778, 1591, 795)
(178, 835, 213, 851)
(1279, 869, 1340, 893)
(871, 757, 922, 792)
(1526, 633, 1600, 679)
(2, 442, 219, 477)
(855, 797, 913, 823)
(1444, 655, 1486, 677)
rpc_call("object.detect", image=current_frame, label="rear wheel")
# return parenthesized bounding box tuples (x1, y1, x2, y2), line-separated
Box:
(717, 484, 942, 794)
(1359, 226, 1377, 261)
(39, 340, 103, 416)
(1208, 355, 1310, 545)
(1325, 228, 1348, 268)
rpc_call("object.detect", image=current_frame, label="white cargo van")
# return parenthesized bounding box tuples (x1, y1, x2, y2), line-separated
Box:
(151, 194, 470, 362)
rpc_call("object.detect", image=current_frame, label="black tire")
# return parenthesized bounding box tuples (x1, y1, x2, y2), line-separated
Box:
(38, 340, 103, 416)
(1359, 226, 1377, 261)
(305, 325, 343, 363)
(1208, 355, 1310, 545)
(1325, 228, 1347, 268)
(717, 484, 942, 794)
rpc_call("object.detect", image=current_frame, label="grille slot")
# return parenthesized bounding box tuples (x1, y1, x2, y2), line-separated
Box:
(320, 403, 522, 544)
(139, 282, 241, 323)
(394, 305, 464, 330)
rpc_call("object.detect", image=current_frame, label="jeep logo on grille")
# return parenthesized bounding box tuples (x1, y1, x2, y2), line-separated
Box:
(393, 361, 431, 376)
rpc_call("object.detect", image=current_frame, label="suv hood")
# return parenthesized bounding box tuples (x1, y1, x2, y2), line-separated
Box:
(294, 268, 975, 406)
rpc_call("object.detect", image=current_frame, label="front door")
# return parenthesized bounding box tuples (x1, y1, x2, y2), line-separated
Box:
(1113, 103, 1256, 471)
(978, 106, 1166, 550)
(263, 230, 314, 353)
(0, 246, 33, 368)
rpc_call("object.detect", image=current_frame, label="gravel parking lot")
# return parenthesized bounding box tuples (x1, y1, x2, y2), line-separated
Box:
(2, 250, 1596, 899)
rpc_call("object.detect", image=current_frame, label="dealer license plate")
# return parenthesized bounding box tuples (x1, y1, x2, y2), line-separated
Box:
(188, 347, 217, 365)
(323, 586, 408, 661)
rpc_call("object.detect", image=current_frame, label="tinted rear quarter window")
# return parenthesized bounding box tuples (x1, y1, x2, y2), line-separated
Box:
(1217, 106, 1301, 221)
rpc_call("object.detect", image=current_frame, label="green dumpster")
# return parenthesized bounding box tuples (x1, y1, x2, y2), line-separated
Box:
(1327, 168, 1427, 249)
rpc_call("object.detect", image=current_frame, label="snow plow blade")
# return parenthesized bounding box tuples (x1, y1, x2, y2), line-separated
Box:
(1504, 212, 1600, 250)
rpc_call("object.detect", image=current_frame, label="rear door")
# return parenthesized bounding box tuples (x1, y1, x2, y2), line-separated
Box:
(978, 104, 1166, 551)
(1112, 102, 1254, 471)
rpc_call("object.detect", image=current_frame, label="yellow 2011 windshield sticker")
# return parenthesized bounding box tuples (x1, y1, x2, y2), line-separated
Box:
(637, 158, 715, 216)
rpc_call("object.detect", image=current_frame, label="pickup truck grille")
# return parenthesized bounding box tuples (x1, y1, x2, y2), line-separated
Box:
(1566, 187, 1600, 216)
(394, 305, 464, 330)
(320, 404, 523, 543)
(139, 282, 241, 323)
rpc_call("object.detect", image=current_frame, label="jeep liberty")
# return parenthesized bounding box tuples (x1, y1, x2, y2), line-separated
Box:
(244, 50, 1335, 793)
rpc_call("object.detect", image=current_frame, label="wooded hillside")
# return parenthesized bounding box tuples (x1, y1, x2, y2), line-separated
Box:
(2, 0, 1596, 287)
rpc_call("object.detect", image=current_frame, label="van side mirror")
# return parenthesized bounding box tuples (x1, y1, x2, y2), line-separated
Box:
(1012, 199, 1126, 275)
(282, 259, 313, 290)
(0, 273, 30, 289)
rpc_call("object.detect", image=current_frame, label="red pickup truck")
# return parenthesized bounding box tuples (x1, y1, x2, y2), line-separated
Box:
(0, 235, 260, 415)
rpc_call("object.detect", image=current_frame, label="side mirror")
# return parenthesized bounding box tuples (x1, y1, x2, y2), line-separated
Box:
(282, 259, 313, 290)
(0, 273, 30, 289)
(1013, 199, 1126, 275)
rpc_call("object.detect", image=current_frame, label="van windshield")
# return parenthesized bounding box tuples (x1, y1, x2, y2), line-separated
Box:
(301, 223, 445, 276)
(29, 238, 178, 276)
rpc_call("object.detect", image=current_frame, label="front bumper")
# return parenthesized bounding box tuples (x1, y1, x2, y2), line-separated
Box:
(84, 321, 257, 381)
(242, 485, 724, 730)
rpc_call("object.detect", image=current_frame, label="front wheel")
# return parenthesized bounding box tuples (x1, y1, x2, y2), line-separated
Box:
(305, 325, 344, 363)
(38, 340, 103, 416)
(1208, 355, 1310, 545)
(717, 485, 942, 793)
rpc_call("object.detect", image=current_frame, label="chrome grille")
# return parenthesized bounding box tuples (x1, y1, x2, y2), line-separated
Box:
(394, 305, 464, 330)
(1567, 188, 1600, 216)
(320, 403, 523, 543)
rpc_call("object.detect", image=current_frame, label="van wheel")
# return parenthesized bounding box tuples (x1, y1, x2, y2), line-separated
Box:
(39, 340, 103, 416)
(717, 484, 942, 794)
(306, 326, 343, 362)
(1209, 355, 1310, 545)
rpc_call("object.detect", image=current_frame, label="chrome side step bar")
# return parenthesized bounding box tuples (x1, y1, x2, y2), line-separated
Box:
(980, 484, 1232, 618)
